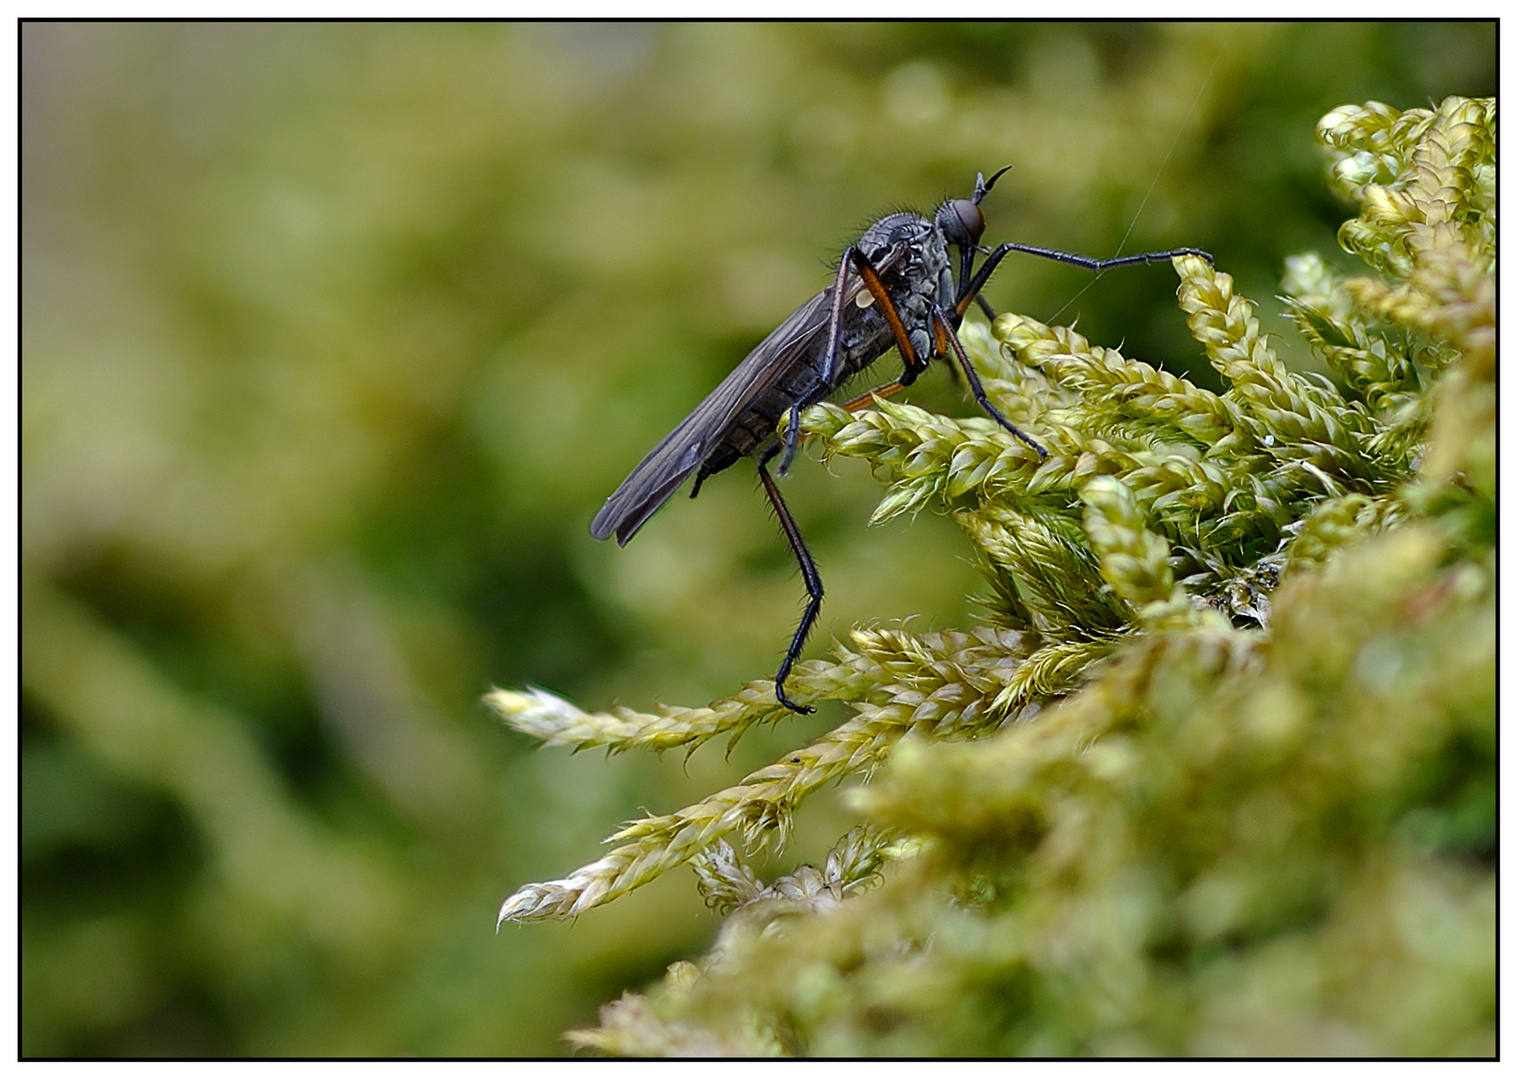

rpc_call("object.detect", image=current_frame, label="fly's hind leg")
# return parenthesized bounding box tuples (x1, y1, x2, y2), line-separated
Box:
(757, 443, 822, 714)
(842, 379, 906, 411)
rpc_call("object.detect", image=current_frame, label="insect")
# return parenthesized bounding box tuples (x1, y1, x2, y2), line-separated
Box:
(591, 169, 1211, 713)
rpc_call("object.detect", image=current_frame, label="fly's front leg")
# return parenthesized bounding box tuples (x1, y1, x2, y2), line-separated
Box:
(954, 241, 1016, 318)
(849, 247, 930, 387)
(829, 249, 933, 416)
(990, 242, 1214, 275)
(932, 306, 1048, 459)
(956, 241, 1216, 318)
(757, 443, 822, 714)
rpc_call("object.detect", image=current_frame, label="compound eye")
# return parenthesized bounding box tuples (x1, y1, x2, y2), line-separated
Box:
(948, 198, 985, 243)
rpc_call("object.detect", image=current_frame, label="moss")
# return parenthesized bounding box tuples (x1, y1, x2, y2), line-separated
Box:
(488, 96, 1494, 1056)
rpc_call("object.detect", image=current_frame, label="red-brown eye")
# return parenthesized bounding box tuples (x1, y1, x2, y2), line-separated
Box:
(950, 199, 985, 243)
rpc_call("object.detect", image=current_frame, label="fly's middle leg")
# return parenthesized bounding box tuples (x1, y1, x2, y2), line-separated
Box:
(757, 443, 822, 714)
(779, 401, 805, 476)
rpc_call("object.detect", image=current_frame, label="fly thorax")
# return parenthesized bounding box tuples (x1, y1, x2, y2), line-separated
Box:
(853, 214, 948, 363)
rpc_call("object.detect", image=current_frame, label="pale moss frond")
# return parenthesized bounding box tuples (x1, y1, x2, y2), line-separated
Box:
(806, 397, 1042, 523)
(567, 982, 784, 1058)
(1080, 475, 1211, 631)
(988, 636, 1122, 715)
(957, 505, 1128, 636)
(497, 711, 910, 924)
(986, 293, 1398, 560)
(484, 684, 777, 756)
(843, 626, 1046, 739)
(694, 826, 904, 926)
(1280, 251, 1427, 425)
(1324, 98, 1495, 274)
(486, 653, 899, 757)
(995, 313, 1249, 451)
(568, 828, 917, 1056)
(691, 839, 765, 917)
(856, 630, 1257, 849)
(499, 627, 1049, 924)
(1321, 97, 1495, 375)
(1315, 95, 1495, 514)
(1282, 493, 1404, 571)
(1317, 100, 1419, 198)
(823, 824, 916, 896)
(1176, 256, 1376, 459)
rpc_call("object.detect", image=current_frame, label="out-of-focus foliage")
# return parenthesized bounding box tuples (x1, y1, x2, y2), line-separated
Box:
(21, 23, 1493, 1057)
(492, 97, 1494, 1055)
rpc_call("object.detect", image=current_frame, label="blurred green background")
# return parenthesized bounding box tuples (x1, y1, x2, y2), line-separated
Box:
(21, 22, 1495, 1057)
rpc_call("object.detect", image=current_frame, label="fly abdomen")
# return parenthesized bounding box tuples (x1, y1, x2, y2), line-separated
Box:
(696, 366, 826, 483)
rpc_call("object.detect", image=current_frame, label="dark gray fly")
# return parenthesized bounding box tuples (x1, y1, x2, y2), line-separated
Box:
(591, 169, 1210, 713)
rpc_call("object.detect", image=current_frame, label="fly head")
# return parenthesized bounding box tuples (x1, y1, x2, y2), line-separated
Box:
(934, 165, 1013, 251)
